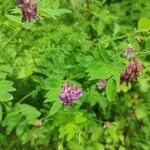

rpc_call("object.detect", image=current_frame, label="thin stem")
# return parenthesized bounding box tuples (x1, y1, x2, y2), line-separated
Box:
(137, 50, 150, 56)
(67, 71, 87, 80)
(18, 90, 35, 103)
(102, 34, 129, 44)
(102, 28, 150, 44)
(0, 26, 24, 55)
(2, 102, 12, 111)
(93, 119, 105, 123)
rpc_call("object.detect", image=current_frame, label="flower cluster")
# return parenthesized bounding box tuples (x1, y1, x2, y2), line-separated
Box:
(60, 83, 83, 105)
(120, 60, 142, 85)
(16, 0, 39, 22)
(124, 44, 135, 58)
(97, 79, 107, 90)
(59, 44, 142, 105)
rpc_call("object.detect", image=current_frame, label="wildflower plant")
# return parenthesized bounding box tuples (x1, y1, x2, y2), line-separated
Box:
(0, 0, 150, 149)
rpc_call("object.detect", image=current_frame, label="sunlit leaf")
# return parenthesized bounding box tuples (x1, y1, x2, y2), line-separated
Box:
(106, 78, 116, 102)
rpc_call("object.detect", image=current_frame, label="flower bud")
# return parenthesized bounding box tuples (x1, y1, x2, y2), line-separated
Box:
(97, 80, 107, 90)
(124, 44, 135, 58)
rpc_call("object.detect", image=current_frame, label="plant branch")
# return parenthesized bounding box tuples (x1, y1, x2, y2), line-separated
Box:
(0, 26, 24, 55)
(102, 28, 150, 44)
(18, 90, 35, 103)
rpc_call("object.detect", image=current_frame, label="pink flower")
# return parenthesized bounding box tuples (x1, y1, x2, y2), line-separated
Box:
(120, 60, 142, 85)
(16, 0, 39, 22)
(97, 80, 107, 90)
(60, 83, 83, 105)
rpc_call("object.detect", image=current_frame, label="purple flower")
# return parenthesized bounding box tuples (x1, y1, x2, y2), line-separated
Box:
(120, 60, 142, 85)
(60, 83, 83, 105)
(120, 70, 130, 85)
(124, 44, 135, 58)
(97, 80, 107, 90)
(16, 0, 39, 22)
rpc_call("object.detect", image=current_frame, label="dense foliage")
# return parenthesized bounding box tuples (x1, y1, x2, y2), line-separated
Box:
(0, 0, 150, 149)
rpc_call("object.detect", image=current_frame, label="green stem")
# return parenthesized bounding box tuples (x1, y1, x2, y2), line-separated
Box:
(93, 119, 105, 123)
(2, 102, 12, 111)
(67, 71, 86, 80)
(102, 28, 150, 44)
(0, 26, 24, 55)
(137, 50, 150, 56)
(18, 90, 35, 103)
(102, 34, 129, 44)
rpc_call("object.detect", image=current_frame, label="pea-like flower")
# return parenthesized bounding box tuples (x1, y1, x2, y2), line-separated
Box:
(60, 83, 83, 105)
(120, 60, 142, 85)
(16, 0, 39, 22)
(124, 44, 135, 58)
(97, 80, 107, 90)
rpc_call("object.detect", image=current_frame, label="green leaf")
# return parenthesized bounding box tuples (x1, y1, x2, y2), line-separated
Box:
(17, 67, 34, 79)
(87, 61, 124, 81)
(16, 121, 26, 136)
(138, 17, 150, 30)
(109, 62, 125, 82)
(75, 112, 87, 124)
(3, 113, 21, 135)
(15, 104, 41, 124)
(0, 104, 2, 122)
(106, 78, 116, 102)
(49, 100, 62, 116)
(145, 36, 150, 50)
(86, 86, 109, 109)
(59, 123, 76, 140)
(21, 131, 30, 144)
(0, 72, 7, 80)
(0, 80, 15, 92)
(51, 0, 59, 9)
(86, 87, 100, 106)
(59, 126, 67, 138)
(44, 88, 61, 102)
(67, 130, 75, 141)
(0, 80, 15, 102)
(6, 14, 35, 29)
(0, 92, 13, 102)
(98, 94, 109, 110)
(6, 14, 22, 24)
(43, 76, 62, 90)
(44, 76, 62, 102)
(54, 9, 71, 15)
(135, 104, 148, 119)
(87, 61, 111, 80)
(100, 50, 112, 63)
